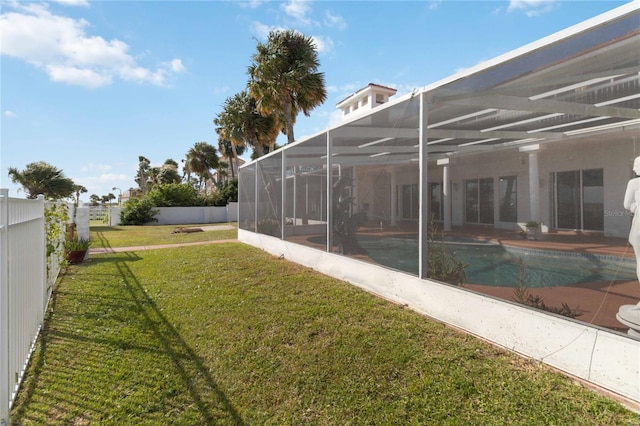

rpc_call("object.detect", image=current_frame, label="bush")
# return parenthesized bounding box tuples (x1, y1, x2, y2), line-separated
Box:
(146, 183, 200, 207)
(219, 179, 238, 203)
(120, 198, 159, 225)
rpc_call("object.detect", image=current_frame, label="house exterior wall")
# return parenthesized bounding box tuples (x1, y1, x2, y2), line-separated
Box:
(425, 137, 637, 238)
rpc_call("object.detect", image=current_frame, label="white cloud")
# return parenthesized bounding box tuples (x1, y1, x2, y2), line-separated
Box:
(428, 1, 442, 11)
(52, 0, 90, 7)
(507, 0, 557, 17)
(311, 35, 333, 54)
(239, 0, 264, 9)
(281, 0, 312, 23)
(324, 10, 346, 30)
(4, 110, 17, 118)
(250, 22, 281, 40)
(0, 3, 185, 88)
(168, 58, 185, 73)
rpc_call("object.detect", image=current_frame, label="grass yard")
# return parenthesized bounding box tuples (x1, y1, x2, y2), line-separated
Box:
(10, 226, 640, 424)
(90, 223, 237, 248)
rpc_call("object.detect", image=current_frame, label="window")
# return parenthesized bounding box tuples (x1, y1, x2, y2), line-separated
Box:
(465, 178, 494, 224)
(376, 93, 384, 104)
(499, 176, 517, 222)
(400, 184, 419, 220)
(553, 169, 603, 231)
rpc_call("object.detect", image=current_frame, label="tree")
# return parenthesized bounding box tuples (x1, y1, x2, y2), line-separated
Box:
(146, 183, 199, 207)
(216, 160, 230, 186)
(134, 156, 152, 195)
(217, 137, 245, 180)
(101, 193, 116, 205)
(89, 194, 101, 206)
(73, 184, 88, 206)
(183, 142, 219, 193)
(8, 161, 76, 199)
(248, 29, 327, 145)
(151, 159, 182, 187)
(214, 91, 279, 157)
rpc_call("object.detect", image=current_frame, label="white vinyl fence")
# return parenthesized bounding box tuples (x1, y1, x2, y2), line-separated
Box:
(0, 189, 59, 425)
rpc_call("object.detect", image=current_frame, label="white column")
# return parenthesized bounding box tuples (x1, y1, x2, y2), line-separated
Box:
(281, 151, 286, 240)
(419, 92, 429, 279)
(390, 167, 398, 227)
(520, 145, 541, 223)
(438, 158, 452, 231)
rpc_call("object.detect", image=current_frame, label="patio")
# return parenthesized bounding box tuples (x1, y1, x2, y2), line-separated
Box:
(287, 225, 639, 334)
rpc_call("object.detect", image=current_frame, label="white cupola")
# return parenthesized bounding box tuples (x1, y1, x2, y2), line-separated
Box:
(336, 83, 397, 121)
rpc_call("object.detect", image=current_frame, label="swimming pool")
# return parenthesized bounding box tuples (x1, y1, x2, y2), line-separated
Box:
(356, 236, 636, 287)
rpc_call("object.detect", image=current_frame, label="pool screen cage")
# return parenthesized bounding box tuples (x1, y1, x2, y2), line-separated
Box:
(238, 2, 639, 287)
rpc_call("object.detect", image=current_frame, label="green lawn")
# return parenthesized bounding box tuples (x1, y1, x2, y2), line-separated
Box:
(10, 227, 640, 424)
(90, 223, 237, 248)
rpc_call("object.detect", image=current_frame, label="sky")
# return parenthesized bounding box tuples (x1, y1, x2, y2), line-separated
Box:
(0, 0, 633, 202)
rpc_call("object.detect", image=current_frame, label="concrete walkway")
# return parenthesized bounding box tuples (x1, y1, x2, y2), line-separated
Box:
(89, 238, 238, 254)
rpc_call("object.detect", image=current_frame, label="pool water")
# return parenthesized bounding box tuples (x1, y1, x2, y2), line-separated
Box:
(357, 236, 637, 287)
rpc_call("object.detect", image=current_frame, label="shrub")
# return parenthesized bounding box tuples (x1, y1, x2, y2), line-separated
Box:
(146, 183, 200, 207)
(426, 219, 466, 286)
(120, 198, 159, 225)
(220, 179, 238, 203)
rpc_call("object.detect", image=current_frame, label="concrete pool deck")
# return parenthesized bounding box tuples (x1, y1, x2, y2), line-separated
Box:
(452, 228, 639, 333)
(287, 226, 640, 334)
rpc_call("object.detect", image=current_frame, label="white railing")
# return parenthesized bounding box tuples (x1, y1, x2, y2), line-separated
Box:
(89, 205, 110, 223)
(0, 189, 50, 425)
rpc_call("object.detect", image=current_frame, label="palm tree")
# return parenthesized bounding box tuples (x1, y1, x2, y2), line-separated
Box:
(73, 184, 88, 206)
(214, 91, 279, 157)
(217, 137, 245, 180)
(158, 159, 182, 185)
(184, 142, 219, 194)
(134, 156, 152, 194)
(8, 161, 76, 199)
(215, 160, 230, 187)
(101, 193, 116, 205)
(248, 29, 327, 144)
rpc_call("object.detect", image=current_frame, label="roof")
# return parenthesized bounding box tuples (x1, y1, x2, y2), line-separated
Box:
(336, 83, 398, 107)
(245, 2, 640, 168)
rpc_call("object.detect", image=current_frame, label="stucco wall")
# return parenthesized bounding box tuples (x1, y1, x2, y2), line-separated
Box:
(109, 203, 238, 226)
(426, 137, 638, 238)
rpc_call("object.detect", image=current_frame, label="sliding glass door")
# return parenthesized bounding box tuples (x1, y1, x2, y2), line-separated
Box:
(465, 178, 494, 224)
(553, 169, 603, 231)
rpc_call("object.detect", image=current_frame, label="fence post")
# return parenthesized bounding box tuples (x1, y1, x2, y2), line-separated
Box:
(0, 188, 9, 425)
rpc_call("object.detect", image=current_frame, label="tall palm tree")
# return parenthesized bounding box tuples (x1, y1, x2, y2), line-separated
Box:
(134, 156, 152, 194)
(8, 161, 76, 199)
(73, 184, 88, 206)
(217, 137, 245, 180)
(214, 91, 279, 157)
(184, 142, 219, 193)
(248, 29, 327, 144)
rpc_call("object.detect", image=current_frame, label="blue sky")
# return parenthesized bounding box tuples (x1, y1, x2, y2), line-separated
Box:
(0, 0, 631, 201)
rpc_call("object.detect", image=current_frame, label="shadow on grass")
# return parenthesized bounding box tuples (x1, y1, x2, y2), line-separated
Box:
(12, 251, 246, 425)
(91, 229, 116, 252)
(113, 260, 247, 425)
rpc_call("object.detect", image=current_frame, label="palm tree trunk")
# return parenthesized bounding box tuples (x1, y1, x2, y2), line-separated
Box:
(230, 143, 238, 180)
(284, 100, 295, 144)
